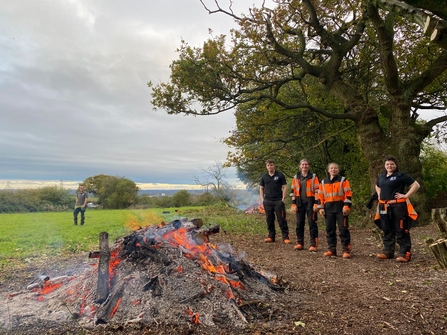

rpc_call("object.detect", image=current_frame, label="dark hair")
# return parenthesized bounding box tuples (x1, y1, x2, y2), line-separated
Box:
(384, 155, 399, 171)
(266, 159, 275, 165)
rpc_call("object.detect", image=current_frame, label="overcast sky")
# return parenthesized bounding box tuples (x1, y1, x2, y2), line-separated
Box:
(0, 0, 270, 190)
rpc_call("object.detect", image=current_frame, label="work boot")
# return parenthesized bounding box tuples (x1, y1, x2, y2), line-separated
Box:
(396, 252, 411, 263)
(264, 237, 275, 243)
(309, 237, 318, 252)
(294, 243, 304, 250)
(323, 250, 336, 257)
(342, 244, 351, 258)
(283, 238, 292, 244)
(377, 251, 394, 259)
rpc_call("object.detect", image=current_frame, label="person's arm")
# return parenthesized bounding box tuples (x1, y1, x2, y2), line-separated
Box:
(260, 186, 265, 202)
(75, 195, 78, 208)
(281, 184, 287, 202)
(395, 181, 420, 199)
(375, 185, 381, 200)
(82, 194, 88, 208)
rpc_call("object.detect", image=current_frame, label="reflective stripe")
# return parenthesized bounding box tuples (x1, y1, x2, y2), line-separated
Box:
(375, 198, 418, 221)
(292, 173, 319, 197)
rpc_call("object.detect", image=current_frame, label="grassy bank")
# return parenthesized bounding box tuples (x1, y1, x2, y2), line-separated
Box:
(0, 206, 266, 269)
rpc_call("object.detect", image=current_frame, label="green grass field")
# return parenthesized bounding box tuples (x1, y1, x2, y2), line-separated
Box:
(0, 206, 265, 269)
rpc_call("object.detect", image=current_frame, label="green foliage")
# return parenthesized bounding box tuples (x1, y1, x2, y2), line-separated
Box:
(82, 174, 110, 195)
(171, 190, 191, 207)
(99, 176, 139, 209)
(149, 0, 447, 213)
(0, 186, 73, 213)
(421, 144, 447, 197)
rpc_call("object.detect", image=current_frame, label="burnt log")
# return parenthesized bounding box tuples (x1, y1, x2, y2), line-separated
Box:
(95, 284, 125, 324)
(142, 276, 163, 297)
(89, 251, 100, 258)
(96, 232, 110, 304)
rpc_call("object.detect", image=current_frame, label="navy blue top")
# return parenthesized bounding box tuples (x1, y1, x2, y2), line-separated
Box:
(376, 172, 415, 200)
(260, 171, 287, 201)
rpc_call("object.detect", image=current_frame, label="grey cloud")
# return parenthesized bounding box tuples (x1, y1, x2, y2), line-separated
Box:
(0, 0, 264, 188)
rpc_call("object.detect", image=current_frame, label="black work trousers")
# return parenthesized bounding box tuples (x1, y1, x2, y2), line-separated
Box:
(324, 201, 350, 253)
(295, 200, 318, 246)
(263, 199, 289, 240)
(379, 202, 411, 257)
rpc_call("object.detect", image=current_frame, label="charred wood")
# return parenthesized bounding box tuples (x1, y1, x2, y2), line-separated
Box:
(142, 276, 163, 297)
(95, 284, 125, 324)
(96, 232, 110, 304)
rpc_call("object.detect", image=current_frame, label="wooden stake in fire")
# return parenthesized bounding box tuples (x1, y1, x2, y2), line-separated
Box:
(96, 231, 110, 303)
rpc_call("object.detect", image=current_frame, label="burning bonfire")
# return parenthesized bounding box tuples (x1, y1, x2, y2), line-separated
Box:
(3, 218, 283, 331)
(244, 203, 265, 214)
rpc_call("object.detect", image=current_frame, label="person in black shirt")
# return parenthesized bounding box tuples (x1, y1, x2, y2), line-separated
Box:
(375, 155, 420, 262)
(260, 159, 291, 243)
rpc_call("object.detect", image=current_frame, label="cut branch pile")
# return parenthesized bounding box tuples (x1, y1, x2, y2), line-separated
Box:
(3, 218, 284, 331)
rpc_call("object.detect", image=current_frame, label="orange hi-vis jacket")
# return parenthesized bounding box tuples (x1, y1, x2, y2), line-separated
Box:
(374, 198, 418, 222)
(317, 176, 352, 209)
(291, 173, 320, 198)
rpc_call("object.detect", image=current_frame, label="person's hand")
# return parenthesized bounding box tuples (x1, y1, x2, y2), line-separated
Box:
(343, 206, 350, 216)
(291, 204, 297, 212)
(394, 192, 406, 199)
(313, 205, 319, 213)
(319, 209, 325, 216)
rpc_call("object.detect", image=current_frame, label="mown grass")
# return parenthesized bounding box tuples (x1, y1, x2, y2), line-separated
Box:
(0, 206, 266, 269)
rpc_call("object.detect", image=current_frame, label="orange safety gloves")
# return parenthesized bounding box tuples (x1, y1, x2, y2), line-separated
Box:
(342, 205, 350, 216)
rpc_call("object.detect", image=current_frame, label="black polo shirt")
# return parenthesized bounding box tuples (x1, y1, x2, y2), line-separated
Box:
(376, 172, 415, 200)
(260, 171, 287, 201)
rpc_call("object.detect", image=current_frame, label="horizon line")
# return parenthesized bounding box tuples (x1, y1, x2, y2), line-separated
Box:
(0, 179, 247, 191)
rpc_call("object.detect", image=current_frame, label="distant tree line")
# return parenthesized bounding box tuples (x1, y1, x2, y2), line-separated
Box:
(0, 178, 225, 213)
(0, 186, 73, 213)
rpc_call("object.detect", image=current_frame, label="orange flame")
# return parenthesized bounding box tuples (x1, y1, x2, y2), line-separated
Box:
(125, 210, 165, 231)
(38, 282, 63, 295)
(186, 306, 199, 324)
(110, 297, 122, 318)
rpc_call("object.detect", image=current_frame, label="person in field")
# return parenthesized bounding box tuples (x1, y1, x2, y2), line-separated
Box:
(74, 184, 88, 225)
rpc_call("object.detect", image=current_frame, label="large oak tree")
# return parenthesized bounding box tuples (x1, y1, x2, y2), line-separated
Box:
(150, 0, 447, 219)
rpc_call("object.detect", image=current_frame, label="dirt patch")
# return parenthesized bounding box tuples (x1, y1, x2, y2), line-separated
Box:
(1, 219, 446, 335)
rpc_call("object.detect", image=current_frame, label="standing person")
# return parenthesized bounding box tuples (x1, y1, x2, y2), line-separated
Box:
(260, 159, 291, 243)
(317, 162, 352, 258)
(290, 159, 320, 251)
(74, 184, 88, 225)
(375, 155, 420, 262)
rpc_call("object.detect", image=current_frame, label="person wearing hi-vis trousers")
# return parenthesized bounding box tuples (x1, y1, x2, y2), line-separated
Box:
(375, 155, 419, 263)
(316, 162, 352, 259)
(290, 159, 320, 251)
